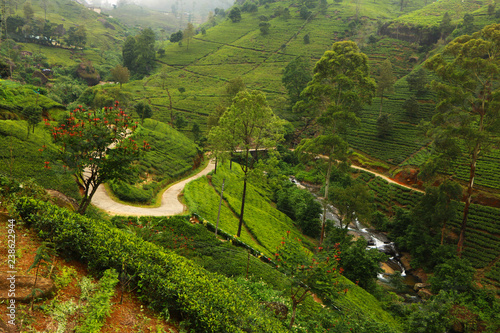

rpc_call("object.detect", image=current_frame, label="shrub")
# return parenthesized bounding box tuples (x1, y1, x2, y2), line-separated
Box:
(14, 197, 287, 333)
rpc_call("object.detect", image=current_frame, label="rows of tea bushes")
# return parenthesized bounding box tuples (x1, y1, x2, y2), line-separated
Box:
(362, 173, 421, 214)
(356, 169, 500, 290)
(14, 197, 287, 333)
(110, 215, 286, 291)
(109, 213, 400, 331)
(448, 203, 500, 273)
(0, 120, 80, 198)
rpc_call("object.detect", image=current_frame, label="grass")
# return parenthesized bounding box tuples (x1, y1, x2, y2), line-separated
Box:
(184, 161, 316, 257)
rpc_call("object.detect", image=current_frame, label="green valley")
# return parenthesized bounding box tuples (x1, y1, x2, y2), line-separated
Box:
(1, 0, 499, 331)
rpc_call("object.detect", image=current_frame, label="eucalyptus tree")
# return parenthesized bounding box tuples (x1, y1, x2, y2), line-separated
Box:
(295, 41, 376, 245)
(424, 23, 500, 256)
(376, 59, 395, 117)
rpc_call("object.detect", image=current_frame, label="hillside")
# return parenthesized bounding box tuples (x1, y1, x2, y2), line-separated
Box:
(7, 0, 128, 50)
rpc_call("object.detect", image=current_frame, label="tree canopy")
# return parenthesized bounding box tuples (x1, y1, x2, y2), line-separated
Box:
(424, 23, 500, 256)
(208, 90, 284, 237)
(295, 41, 376, 245)
(43, 102, 148, 214)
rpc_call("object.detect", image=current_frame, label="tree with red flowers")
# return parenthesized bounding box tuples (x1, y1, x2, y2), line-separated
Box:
(274, 232, 344, 329)
(43, 102, 149, 214)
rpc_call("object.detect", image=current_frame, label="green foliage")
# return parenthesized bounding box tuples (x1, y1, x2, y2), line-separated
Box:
(208, 90, 284, 237)
(276, 181, 321, 238)
(110, 64, 130, 88)
(405, 68, 428, 96)
(22, 104, 42, 138)
(184, 162, 313, 256)
(376, 113, 392, 138)
(0, 120, 79, 199)
(170, 30, 183, 43)
(296, 41, 376, 133)
(338, 238, 388, 292)
(282, 56, 311, 108)
(274, 233, 343, 328)
(122, 28, 156, 76)
(109, 179, 152, 203)
(134, 101, 153, 124)
(76, 269, 118, 333)
(108, 119, 198, 203)
(429, 257, 475, 293)
(299, 6, 312, 20)
(402, 95, 419, 118)
(44, 102, 145, 214)
(54, 266, 78, 289)
(259, 22, 271, 35)
(404, 291, 454, 333)
(331, 181, 375, 229)
(229, 7, 242, 23)
(14, 197, 287, 333)
(424, 23, 500, 255)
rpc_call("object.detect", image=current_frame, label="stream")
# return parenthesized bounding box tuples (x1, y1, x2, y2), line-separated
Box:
(290, 177, 421, 300)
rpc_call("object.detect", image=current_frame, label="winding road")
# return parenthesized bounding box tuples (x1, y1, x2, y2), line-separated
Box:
(90, 160, 215, 216)
(89, 157, 422, 217)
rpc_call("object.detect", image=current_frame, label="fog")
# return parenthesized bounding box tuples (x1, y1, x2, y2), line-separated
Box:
(90, 0, 233, 15)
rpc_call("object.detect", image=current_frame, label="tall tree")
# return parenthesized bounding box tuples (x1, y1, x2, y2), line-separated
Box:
(183, 22, 195, 50)
(424, 23, 500, 256)
(440, 12, 453, 38)
(376, 59, 395, 117)
(170, 30, 183, 43)
(22, 104, 42, 138)
(135, 28, 156, 75)
(406, 68, 428, 96)
(282, 56, 311, 108)
(208, 77, 246, 129)
(40, 0, 49, 21)
(402, 95, 420, 118)
(295, 41, 376, 245)
(23, 1, 34, 21)
(122, 36, 136, 70)
(376, 112, 392, 138)
(208, 90, 284, 237)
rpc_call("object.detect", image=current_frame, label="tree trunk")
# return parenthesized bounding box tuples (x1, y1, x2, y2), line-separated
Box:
(457, 143, 479, 257)
(379, 94, 383, 117)
(237, 177, 247, 237)
(441, 220, 447, 246)
(78, 180, 100, 215)
(237, 149, 250, 237)
(289, 300, 298, 329)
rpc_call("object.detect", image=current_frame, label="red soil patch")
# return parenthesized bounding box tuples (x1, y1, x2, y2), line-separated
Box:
(0, 213, 178, 333)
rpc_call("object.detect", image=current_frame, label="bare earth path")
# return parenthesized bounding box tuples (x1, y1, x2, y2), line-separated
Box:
(90, 160, 215, 216)
(350, 165, 425, 194)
